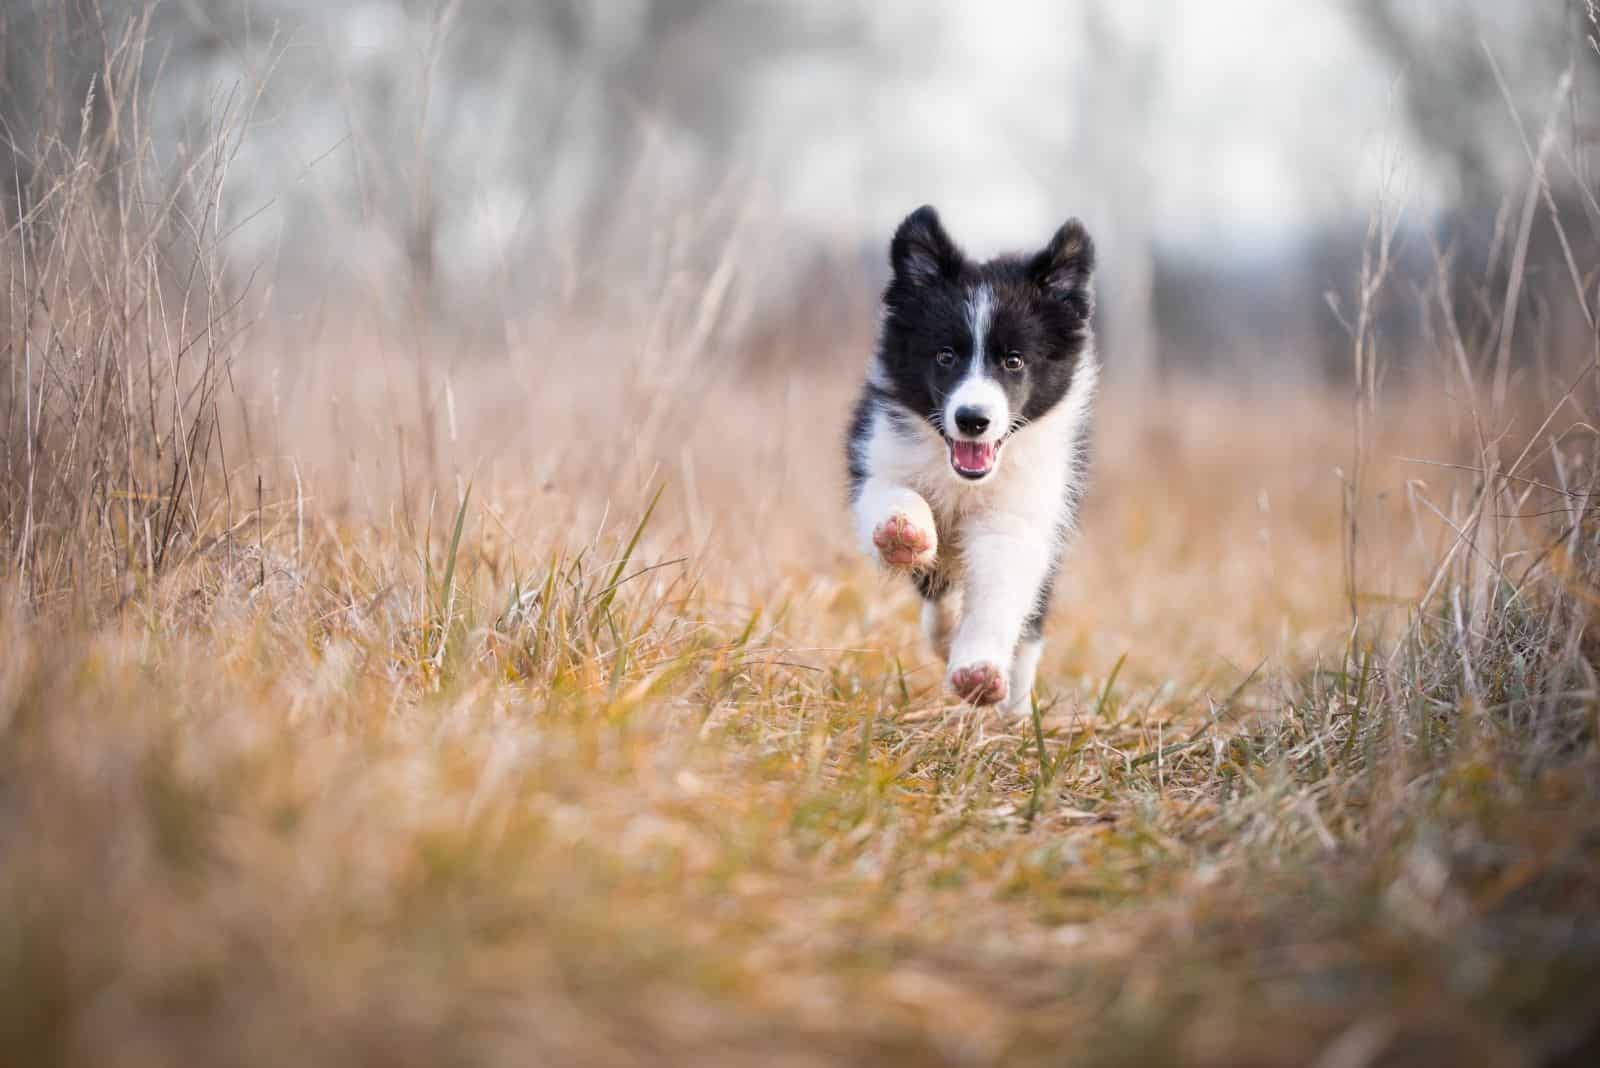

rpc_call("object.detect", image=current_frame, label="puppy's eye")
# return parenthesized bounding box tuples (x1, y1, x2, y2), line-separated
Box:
(1002, 351, 1025, 371)
(935, 348, 956, 367)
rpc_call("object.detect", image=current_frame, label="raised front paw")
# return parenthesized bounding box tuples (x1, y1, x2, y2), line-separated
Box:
(872, 513, 936, 571)
(947, 660, 1008, 707)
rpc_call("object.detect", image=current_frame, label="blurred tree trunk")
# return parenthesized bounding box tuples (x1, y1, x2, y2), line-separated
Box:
(1081, 2, 1159, 389)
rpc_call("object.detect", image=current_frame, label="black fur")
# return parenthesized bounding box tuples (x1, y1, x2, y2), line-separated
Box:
(844, 386, 880, 499)
(875, 207, 1094, 443)
(847, 207, 1096, 505)
(846, 207, 1097, 643)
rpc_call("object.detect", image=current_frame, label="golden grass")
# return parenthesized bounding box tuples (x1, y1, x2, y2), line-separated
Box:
(2, 10, 1597, 1061)
(5, 329, 1596, 1065)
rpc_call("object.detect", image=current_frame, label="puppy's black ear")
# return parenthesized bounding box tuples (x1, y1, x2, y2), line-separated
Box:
(890, 205, 962, 286)
(1029, 219, 1095, 320)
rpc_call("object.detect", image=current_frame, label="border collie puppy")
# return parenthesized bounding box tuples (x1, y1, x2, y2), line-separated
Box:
(846, 206, 1098, 710)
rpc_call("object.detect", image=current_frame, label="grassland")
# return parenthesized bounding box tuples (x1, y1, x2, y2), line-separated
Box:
(3, 16, 1599, 1064)
(6, 335, 1598, 1066)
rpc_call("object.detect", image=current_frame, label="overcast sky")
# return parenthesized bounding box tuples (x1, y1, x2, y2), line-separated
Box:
(729, 0, 1432, 261)
(145, 0, 1569, 318)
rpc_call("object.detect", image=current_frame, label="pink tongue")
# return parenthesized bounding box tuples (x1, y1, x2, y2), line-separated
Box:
(951, 440, 996, 472)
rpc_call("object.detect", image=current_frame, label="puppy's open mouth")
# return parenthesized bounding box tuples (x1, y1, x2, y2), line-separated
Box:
(948, 438, 1003, 480)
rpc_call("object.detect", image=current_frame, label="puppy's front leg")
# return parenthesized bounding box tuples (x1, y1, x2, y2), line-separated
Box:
(946, 516, 1052, 708)
(853, 478, 937, 572)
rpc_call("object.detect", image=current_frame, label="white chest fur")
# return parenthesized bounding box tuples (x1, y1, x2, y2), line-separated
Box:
(850, 354, 1097, 710)
(861, 355, 1096, 544)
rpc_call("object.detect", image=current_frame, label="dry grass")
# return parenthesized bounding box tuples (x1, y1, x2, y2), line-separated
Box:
(3, 10, 1600, 1068)
(4, 347, 1596, 1067)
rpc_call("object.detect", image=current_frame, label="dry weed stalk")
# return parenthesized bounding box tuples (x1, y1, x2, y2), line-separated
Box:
(1, 5, 259, 613)
(0, 6, 1596, 1067)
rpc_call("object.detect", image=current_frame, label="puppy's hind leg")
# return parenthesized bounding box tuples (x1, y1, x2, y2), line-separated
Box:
(918, 580, 959, 661)
(1006, 637, 1044, 713)
(1004, 584, 1054, 713)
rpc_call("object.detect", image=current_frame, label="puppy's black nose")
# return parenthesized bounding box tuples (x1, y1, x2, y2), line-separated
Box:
(954, 407, 990, 437)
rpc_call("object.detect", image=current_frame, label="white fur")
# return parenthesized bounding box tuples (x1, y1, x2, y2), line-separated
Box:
(853, 476, 936, 561)
(921, 591, 961, 660)
(945, 285, 1008, 441)
(854, 349, 1099, 711)
(1008, 637, 1045, 712)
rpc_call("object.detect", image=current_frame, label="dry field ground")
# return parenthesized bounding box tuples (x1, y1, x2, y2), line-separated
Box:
(5, 330, 1599, 1066)
(3, 20, 1600, 1064)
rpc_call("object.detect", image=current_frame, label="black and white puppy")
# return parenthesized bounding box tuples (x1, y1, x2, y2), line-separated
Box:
(846, 206, 1097, 710)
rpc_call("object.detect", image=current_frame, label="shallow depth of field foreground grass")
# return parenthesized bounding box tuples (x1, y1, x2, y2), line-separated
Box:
(2, 13, 1598, 1057)
(4, 343, 1599, 1066)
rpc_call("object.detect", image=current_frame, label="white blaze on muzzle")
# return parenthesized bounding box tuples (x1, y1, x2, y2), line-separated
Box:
(943, 284, 1009, 479)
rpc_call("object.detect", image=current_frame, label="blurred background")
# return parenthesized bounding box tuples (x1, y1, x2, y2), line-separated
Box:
(3, 8, 1599, 1065)
(5, 0, 1596, 383)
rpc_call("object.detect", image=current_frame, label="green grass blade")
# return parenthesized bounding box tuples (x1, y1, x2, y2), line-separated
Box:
(1094, 652, 1128, 721)
(438, 482, 473, 650)
(596, 482, 665, 621)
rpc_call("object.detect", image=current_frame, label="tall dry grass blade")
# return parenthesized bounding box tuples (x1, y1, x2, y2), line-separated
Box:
(1481, 42, 1567, 414)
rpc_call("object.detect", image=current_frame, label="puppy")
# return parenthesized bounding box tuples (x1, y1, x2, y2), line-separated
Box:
(846, 206, 1097, 710)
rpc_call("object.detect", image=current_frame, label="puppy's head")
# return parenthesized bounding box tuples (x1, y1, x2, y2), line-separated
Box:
(875, 206, 1095, 482)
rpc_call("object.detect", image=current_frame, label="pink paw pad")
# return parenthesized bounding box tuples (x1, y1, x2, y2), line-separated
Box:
(948, 662, 1008, 706)
(872, 513, 934, 569)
